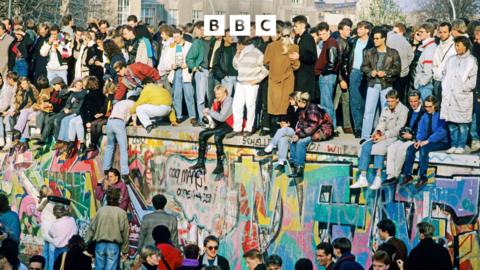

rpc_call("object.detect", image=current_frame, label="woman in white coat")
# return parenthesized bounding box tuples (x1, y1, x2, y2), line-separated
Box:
(441, 36, 478, 154)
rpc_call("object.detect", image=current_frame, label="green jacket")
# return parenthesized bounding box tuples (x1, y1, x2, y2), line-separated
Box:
(186, 38, 205, 71)
(85, 205, 130, 253)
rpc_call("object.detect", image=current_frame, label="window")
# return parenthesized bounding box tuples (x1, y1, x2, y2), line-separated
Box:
(192, 10, 203, 21)
(167, 9, 178, 25)
(292, 0, 302, 4)
(215, 11, 226, 15)
(118, 0, 130, 25)
(240, 12, 249, 15)
(142, 5, 156, 25)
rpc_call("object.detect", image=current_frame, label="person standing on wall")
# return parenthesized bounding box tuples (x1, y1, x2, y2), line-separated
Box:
(226, 37, 268, 138)
(263, 23, 300, 136)
(413, 23, 437, 100)
(342, 21, 374, 138)
(314, 22, 339, 133)
(291, 15, 317, 98)
(360, 26, 401, 142)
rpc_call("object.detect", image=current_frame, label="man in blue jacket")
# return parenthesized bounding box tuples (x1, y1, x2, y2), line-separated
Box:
(332, 238, 364, 270)
(401, 95, 449, 188)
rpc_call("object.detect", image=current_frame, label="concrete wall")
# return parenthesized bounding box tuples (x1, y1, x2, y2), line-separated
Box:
(1, 128, 479, 269)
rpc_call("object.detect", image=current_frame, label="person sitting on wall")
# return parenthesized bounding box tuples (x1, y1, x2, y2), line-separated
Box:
(401, 95, 449, 189)
(288, 92, 334, 179)
(350, 90, 408, 190)
(130, 77, 177, 133)
(189, 85, 233, 175)
(257, 91, 301, 173)
(385, 90, 424, 184)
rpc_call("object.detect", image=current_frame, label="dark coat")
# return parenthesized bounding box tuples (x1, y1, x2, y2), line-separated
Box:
(85, 44, 104, 85)
(294, 31, 317, 95)
(405, 238, 452, 270)
(53, 248, 92, 270)
(296, 103, 334, 141)
(79, 89, 106, 123)
(361, 47, 401, 88)
(199, 254, 230, 270)
(333, 253, 364, 270)
(341, 37, 374, 82)
(32, 35, 49, 80)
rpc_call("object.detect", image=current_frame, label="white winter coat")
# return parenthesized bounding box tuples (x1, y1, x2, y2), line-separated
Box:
(165, 41, 193, 83)
(440, 51, 478, 123)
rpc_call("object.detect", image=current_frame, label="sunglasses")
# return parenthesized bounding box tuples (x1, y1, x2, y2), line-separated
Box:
(207, 246, 219, 251)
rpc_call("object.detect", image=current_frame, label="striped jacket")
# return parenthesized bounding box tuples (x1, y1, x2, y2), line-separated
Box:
(232, 44, 269, 83)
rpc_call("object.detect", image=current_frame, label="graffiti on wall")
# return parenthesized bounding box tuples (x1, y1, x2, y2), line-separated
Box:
(0, 134, 478, 270)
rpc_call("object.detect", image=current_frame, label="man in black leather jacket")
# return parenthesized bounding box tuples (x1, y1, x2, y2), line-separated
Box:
(360, 26, 401, 141)
(314, 22, 339, 131)
(341, 21, 374, 138)
(212, 29, 238, 96)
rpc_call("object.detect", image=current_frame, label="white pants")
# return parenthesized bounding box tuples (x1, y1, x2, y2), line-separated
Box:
(136, 104, 171, 127)
(386, 140, 415, 177)
(232, 82, 259, 132)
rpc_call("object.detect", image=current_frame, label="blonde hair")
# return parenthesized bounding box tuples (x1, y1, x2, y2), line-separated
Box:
(281, 26, 293, 55)
(103, 80, 117, 95)
(298, 92, 310, 103)
(140, 246, 161, 262)
(214, 84, 228, 95)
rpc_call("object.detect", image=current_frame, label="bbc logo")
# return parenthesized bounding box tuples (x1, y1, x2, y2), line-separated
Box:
(204, 15, 276, 36)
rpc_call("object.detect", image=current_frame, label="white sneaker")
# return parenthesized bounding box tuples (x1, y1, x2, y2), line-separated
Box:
(471, 140, 480, 152)
(0, 137, 4, 147)
(454, 147, 465, 154)
(350, 174, 369, 189)
(369, 175, 382, 190)
(446, 147, 457, 154)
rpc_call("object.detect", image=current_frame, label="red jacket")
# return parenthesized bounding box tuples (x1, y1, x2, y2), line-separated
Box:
(156, 243, 183, 270)
(212, 99, 233, 128)
(296, 103, 333, 141)
(114, 62, 161, 101)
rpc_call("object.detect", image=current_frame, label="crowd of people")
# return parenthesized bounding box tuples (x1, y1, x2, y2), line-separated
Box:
(0, 10, 476, 270)
(0, 13, 478, 180)
(0, 189, 454, 270)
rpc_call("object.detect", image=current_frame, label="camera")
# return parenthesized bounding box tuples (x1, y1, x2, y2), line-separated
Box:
(202, 115, 216, 129)
(398, 127, 413, 141)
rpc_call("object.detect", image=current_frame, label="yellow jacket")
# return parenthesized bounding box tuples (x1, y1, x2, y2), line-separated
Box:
(131, 83, 177, 124)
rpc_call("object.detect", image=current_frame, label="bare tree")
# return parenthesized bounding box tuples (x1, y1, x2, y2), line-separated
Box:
(418, 0, 480, 21)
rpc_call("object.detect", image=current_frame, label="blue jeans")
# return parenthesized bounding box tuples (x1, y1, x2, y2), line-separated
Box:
(361, 84, 390, 139)
(272, 127, 295, 163)
(13, 58, 28, 77)
(448, 122, 469, 148)
(403, 142, 450, 177)
(173, 69, 196, 119)
(47, 69, 68, 85)
(470, 113, 479, 141)
(349, 69, 366, 133)
(102, 119, 129, 175)
(53, 246, 68, 263)
(319, 74, 338, 127)
(95, 242, 120, 270)
(221, 76, 237, 97)
(358, 140, 385, 171)
(290, 136, 312, 167)
(194, 69, 209, 120)
(57, 114, 77, 141)
(43, 241, 55, 270)
(418, 83, 433, 101)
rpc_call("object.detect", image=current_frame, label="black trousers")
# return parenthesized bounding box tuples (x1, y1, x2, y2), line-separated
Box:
(198, 123, 233, 160)
(393, 75, 410, 105)
(90, 117, 108, 146)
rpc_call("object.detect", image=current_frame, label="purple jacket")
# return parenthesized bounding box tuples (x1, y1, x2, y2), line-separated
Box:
(95, 181, 130, 210)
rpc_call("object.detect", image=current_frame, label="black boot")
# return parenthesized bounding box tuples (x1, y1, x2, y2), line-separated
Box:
(190, 158, 206, 173)
(212, 155, 225, 175)
(288, 166, 298, 178)
(289, 166, 304, 178)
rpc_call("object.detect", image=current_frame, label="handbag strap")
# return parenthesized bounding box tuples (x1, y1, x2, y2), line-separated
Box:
(59, 252, 67, 270)
(161, 255, 172, 270)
